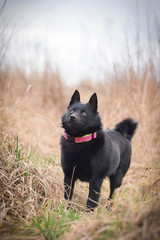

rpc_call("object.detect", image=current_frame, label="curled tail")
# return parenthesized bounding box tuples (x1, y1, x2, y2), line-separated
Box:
(115, 118, 138, 141)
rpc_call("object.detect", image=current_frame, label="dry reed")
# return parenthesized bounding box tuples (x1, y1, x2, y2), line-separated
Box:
(0, 65, 160, 239)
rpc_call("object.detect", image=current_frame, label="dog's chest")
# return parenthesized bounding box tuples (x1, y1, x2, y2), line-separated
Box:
(62, 142, 93, 181)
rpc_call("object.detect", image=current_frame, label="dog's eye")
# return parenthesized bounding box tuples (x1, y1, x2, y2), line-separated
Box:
(81, 111, 87, 116)
(70, 109, 74, 114)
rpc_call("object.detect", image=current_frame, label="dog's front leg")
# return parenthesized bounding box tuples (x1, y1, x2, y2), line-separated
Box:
(64, 174, 76, 201)
(87, 178, 103, 210)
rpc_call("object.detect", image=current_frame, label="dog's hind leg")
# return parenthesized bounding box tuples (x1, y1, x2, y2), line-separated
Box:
(109, 170, 123, 199)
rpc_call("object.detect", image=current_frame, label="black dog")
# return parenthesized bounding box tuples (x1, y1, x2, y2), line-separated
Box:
(61, 90, 138, 210)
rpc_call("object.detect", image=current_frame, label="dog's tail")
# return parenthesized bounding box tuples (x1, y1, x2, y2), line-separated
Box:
(115, 118, 138, 141)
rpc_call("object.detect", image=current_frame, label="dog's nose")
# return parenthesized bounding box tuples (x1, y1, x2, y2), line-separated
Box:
(69, 114, 76, 120)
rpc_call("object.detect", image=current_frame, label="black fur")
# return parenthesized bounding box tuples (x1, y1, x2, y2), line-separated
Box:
(115, 118, 138, 141)
(61, 90, 138, 210)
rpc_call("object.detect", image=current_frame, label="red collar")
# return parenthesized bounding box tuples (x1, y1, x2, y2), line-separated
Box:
(64, 131, 97, 143)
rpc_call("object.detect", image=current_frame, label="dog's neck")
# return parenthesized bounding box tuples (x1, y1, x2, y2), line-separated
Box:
(63, 131, 98, 143)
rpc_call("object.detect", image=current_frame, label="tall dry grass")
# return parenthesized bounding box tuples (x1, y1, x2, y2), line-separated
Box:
(0, 64, 160, 239)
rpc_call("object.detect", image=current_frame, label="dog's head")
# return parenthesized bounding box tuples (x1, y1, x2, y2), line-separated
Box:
(62, 90, 102, 136)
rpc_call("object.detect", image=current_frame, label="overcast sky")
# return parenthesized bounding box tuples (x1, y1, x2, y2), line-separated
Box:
(2, 0, 160, 84)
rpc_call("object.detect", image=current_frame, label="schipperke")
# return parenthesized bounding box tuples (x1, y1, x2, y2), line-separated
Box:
(61, 90, 138, 210)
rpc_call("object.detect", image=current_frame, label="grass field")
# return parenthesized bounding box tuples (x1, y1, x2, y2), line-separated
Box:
(0, 65, 160, 239)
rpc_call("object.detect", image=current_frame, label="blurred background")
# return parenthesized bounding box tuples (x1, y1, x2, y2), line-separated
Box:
(1, 0, 160, 84)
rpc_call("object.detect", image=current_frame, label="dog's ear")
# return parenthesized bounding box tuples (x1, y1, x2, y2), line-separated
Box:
(89, 93, 97, 112)
(69, 90, 80, 106)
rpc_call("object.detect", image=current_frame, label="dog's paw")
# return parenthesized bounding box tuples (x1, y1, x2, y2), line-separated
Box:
(106, 199, 113, 211)
(86, 206, 95, 213)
